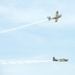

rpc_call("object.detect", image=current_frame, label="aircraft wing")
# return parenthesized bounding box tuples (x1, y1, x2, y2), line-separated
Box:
(56, 11, 59, 17)
(55, 11, 59, 22)
(55, 18, 58, 22)
(59, 58, 68, 62)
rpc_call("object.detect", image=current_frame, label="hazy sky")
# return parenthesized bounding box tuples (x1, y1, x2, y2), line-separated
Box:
(0, 0, 75, 75)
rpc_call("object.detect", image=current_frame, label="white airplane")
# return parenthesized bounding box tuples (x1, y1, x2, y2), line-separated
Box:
(47, 11, 62, 22)
(53, 57, 68, 62)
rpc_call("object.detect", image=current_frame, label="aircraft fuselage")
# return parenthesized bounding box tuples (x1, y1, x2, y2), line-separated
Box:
(52, 15, 62, 19)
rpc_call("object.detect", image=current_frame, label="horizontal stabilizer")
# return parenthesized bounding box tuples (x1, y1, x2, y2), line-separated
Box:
(47, 16, 51, 21)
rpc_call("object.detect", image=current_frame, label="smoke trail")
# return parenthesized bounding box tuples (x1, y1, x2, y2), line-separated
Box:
(0, 20, 47, 34)
(0, 60, 52, 65)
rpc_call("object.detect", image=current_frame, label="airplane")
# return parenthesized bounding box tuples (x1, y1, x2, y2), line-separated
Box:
(47, 11, 62, 22)
(53, 57, 68, 62)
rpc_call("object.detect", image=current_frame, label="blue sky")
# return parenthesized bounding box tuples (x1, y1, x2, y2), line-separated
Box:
(0, 0, 75, 75)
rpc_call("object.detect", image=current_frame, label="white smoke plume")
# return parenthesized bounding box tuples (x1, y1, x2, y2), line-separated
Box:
(0, 20, 47, 34)
(0, 60, 52, 65)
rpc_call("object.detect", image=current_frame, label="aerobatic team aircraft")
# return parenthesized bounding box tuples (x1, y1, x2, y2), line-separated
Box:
(53, 57, 68, 62)
(47, 11, 62, 22)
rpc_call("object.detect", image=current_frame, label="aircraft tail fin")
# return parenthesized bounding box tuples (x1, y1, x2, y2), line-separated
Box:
(53, 57, 55, 61)
(47, 16, 51, 21)
(53, 57, 58, 61)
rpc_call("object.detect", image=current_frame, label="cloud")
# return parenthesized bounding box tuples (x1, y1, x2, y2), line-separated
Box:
(0, 5, 48, 23)
(1, 62, 75, 75)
